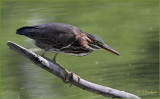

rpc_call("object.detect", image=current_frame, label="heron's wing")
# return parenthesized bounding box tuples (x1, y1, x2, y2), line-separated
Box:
(47, 32, 76, 49)
(33, 23, 78, 49)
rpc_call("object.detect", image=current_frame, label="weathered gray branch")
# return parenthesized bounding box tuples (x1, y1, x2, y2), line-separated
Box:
(7, 41, 140, 98)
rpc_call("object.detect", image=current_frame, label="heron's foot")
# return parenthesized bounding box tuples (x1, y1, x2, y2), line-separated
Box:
(69, 72, 80, 87)
(73, 73, 80, 83)
(58, 66, 71, 83)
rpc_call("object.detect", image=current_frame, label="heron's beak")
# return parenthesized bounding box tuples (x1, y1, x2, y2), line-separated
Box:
(102, 44, 120, 56)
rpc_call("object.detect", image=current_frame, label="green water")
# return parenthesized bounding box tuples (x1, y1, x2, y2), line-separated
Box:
(1, 1, 159, 98)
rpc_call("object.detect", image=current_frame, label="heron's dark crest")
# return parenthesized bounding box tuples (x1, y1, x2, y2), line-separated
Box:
(16, 23, 120, 61)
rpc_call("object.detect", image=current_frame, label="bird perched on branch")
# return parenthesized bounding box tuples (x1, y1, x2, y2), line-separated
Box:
(16, 23, 120, 62)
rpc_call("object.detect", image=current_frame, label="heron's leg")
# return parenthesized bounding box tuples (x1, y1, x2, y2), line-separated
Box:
(41, 47, 50, 57)
(41, 51, 46, 57)
(53, 53, 58, 62)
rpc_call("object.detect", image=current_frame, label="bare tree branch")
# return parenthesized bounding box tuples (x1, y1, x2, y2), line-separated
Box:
(7, 41, 140, 98)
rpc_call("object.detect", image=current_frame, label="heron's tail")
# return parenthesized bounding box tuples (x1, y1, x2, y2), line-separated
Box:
(16, 26, 39, 38)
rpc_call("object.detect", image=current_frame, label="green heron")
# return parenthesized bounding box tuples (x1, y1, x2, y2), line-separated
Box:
(16, 23, 120, 61)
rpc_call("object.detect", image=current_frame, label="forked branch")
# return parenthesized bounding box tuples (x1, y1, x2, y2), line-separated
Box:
(7, 41, 140, 98)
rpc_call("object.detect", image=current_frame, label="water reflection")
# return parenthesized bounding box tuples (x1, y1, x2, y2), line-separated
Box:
(1, 1, 159, 98)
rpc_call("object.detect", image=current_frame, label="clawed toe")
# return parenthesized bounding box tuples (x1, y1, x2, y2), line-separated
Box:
(69, 72, 80, 87)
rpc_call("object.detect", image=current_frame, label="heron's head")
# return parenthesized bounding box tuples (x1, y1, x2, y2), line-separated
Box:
(85, 32, 120, 56)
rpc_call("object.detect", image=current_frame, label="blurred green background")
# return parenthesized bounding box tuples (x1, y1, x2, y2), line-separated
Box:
(1, 0, 159, 98)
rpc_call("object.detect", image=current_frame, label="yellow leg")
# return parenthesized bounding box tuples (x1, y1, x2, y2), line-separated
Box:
(53, 53, 58, 62)
(70, 83, 73, 87)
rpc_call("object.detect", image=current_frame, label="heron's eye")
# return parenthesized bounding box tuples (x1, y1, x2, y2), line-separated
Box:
(94, 41, 103, 46)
